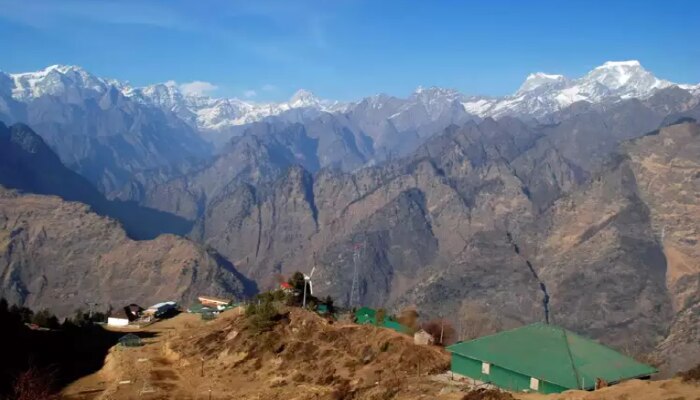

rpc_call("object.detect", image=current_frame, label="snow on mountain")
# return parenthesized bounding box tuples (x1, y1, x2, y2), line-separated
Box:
(288, 89, 320, 108)
(516, 72, 568, 94)
(408, 86, 464, 117)
(462, 60, 681, 118)
(4, 60, 697, 136)
(679, 83, 700, 96)
(3, 65, 347, 134)
(129, 85, 347, 132)
(10, 64, 110, 103)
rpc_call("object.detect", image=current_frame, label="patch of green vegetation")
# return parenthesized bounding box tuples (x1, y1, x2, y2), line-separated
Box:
(246, 298, 279, 333)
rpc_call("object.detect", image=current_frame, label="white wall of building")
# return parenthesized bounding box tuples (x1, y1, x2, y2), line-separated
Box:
(107, 317, 129, 327)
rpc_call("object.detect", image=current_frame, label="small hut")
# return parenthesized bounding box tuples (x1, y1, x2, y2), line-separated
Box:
(107, 309, 130, 327)
(414, 329, 435, 345)
(124, 304, 143, 320)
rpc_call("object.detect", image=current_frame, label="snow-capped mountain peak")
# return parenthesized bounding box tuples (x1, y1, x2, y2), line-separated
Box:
(412, 86, 462, 99)
(4, 61, 698, 137)
(583, 59, 669, 90)
(406, 86, 465, 118)
(517, 72, 568, 94)
(461, 60, 687, 118)
(288, 89, 320, 108)
(598, 60, 641, 68)
(120, 81, 193, 124)
(10, 64, 108, 101)
(594, 60, 643, 70)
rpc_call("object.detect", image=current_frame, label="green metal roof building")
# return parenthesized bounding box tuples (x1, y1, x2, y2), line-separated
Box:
(355, 307, 376, 325)
(446, 323, 656, 394)
(354, 307, 409, 334)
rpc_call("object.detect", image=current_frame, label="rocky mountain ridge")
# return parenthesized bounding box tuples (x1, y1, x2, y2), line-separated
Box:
(185, 118, 700, 373)
(0, 186, 253, 317)
(1, 65, 211, 196)
(0, 122, 192, 239)
(135, 91, 698, 223)
(3, 61, 697, 181)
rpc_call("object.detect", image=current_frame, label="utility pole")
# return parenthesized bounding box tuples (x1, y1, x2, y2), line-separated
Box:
(440, 319, 444, 345)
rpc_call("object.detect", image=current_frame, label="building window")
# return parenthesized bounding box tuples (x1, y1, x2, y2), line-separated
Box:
(481, 362, 490, 375)
(530, 377, 539, 391)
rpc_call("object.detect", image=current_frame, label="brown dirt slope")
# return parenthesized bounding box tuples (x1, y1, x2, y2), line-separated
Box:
(167, 307, 450, 399)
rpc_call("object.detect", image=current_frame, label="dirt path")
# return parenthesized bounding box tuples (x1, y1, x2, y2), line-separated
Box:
(62, 313, 209, 400)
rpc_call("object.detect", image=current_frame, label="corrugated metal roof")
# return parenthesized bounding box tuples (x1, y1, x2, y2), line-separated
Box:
(147, 301, 177, 310)
(355, 307, 376, 318)
(187, 304, 215, 313)
(382, 319, 409, 333)
(354, 307, 409, 334)
(446, 323, 656, 390)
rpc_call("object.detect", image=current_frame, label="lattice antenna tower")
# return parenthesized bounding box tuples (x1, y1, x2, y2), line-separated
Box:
(349, 240, 364, 307)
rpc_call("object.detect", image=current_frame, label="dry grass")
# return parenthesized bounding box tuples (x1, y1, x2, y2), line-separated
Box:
(461, 388, 515, 400)
(678, 363, 700, 383)
(62, 309, 700, 400)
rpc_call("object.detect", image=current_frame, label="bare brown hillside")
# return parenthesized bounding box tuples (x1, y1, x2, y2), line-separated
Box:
(63, 307, 451, 399)
(0, 188, 252, 317)
(62, 308, 700, 400)
(169, 308, 449, 397)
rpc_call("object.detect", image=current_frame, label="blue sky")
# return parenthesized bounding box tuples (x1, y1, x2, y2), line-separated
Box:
(1, 0, 698, 101)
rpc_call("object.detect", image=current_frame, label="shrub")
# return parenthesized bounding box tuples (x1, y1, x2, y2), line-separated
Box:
(375, 308, 386, 326)
(330, 379, 352, 400)
(246, 299, 279, 333)
(397, 307, 419, 330)
(31, 309, 60, 329)
(11, 367, 58, 400)
(678, 363, 700, 383)
(461, 388, 514, 400)
(9, 304, 34, 324)
(422, 319, 455, 346)
(324, 296, 336, 314)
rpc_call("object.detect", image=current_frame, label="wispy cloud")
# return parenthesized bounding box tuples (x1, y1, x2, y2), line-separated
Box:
(0, 0, 346, 82)
(261, 84, 277, 92)
(243, 89, 257, 98)
(0, 0, 194, 30)
(179, 81, 219, 96)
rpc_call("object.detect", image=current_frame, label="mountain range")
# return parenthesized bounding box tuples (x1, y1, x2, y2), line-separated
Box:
(0, 61, 699, 374)
(2, 61, 698, 199)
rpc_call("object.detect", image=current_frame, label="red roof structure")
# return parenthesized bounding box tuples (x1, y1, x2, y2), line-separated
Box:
(280, 282, 293, 290)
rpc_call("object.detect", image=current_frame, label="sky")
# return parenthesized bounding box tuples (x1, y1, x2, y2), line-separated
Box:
(1, 0, 699, 101)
